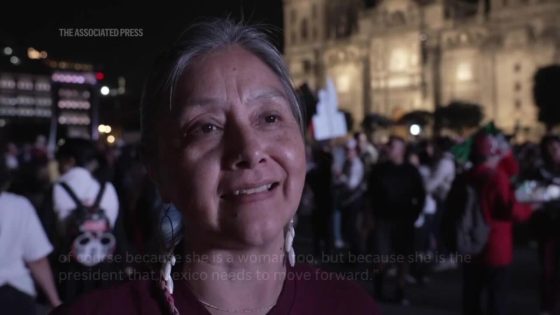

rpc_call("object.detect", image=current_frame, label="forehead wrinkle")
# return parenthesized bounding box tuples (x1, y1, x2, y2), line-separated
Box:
(183, 97, 227, 108)
(245, 88, 288, 104)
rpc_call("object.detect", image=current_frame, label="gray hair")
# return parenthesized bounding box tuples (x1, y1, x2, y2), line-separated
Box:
(140, 18, 304, 163)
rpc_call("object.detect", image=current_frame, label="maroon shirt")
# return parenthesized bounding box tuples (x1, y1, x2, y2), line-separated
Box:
(51, 264, 381, 315)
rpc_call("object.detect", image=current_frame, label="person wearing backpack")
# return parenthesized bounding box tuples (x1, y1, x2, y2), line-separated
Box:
(462, 132, 534, 315)
(52, 138, 120, 302)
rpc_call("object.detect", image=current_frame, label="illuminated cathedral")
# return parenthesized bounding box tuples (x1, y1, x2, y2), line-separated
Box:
(283, 0, 560, 136)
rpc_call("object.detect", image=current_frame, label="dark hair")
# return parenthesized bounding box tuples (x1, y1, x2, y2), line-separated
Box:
(55, 138, 96, 167)
(140, 19, 304, 166)
(388, 135, 405, 146)
(469, 131, 497, 165)
(416, 140, 433, 166)
(0, 155, 10, 191)
(540, 134, 560, 166)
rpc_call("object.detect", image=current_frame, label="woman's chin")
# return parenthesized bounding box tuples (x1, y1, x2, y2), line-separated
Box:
(225, 220, 285, 250)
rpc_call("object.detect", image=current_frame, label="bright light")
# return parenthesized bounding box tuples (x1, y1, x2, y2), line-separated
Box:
(97, 124, 112, 134)
(457, 63, 473, 82)
(28, 47, 40, 59)
(390, 48, 408, 72)
(52, 72, 95, 85)
(3, 47, 12, 55)
(107, 135, 116, 144)
(9, 56, 20, 65)
(336, 74, 351, 93)
(100, 86, 110, 96)
(27, 47, 48, 60)
(409, 124, 421, 136)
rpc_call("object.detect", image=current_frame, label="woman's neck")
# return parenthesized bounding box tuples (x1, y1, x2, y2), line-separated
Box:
(181, 235, 287, 314)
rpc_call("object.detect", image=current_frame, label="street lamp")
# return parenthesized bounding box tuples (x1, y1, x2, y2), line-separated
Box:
(410, 124, 421, 136)
(100, 86, 110, 96)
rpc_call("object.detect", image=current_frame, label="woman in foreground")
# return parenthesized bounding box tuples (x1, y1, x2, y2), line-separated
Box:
(52, 19, 380, 315)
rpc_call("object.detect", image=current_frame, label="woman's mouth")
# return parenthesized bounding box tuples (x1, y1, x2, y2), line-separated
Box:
(233, 183, 275, 196)
(223, 182, 279, 200)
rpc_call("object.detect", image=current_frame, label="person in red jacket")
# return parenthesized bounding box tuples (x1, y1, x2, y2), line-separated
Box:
(463, 132, 534, 315)
(496, 133, 520, 180)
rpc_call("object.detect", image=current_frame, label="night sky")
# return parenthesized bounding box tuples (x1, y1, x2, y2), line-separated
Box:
(0, 1, 284, 96)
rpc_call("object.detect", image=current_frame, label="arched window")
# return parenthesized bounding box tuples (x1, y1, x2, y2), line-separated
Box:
(301, 18, 309, 41)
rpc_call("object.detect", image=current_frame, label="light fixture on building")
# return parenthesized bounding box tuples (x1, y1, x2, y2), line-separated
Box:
(52, 72, 97, 85)
(28, 47, 40, 59)
(336, 74, 351, 93)
(100, 86, 110, 96)
(27, 47, 48, 60)
(98, 124, 112, 134)
(457, 63, 473, 82)
(3, 47, 13, 55)
(9, 56, 20, 65)
(107, 135, 116, 144)
(409, 124, 421, 136)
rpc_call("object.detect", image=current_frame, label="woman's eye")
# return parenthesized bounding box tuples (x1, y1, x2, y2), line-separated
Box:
(183, 122, 221, 139)
(200, 123, 218, 133)
(264, 114, 279, 123)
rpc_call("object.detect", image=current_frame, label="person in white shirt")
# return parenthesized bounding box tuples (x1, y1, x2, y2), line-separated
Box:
(53, 139, 119, 227)
(0, 155, 61, 314)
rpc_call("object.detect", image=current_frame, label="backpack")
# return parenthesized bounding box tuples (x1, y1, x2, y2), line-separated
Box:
(442, 174, 490, 255)
(59, 182, 116, 266)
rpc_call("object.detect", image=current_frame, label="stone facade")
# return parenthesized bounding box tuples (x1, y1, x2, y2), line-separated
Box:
(283, 0, 560, 135)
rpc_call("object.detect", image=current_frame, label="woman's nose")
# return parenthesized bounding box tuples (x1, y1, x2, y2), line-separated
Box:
(224, 124, 266, 170)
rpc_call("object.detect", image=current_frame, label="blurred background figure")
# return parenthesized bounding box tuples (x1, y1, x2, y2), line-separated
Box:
(0, 153, 61, 314)
(522, 134, 560, 315)
(368, 136, 425, 305)
(462, 132, 534, 315)
(355, 131, 378, 174)
(48, 138, 120, 303)
(307, 143, 335, 255)
(336, 139, 366, 254)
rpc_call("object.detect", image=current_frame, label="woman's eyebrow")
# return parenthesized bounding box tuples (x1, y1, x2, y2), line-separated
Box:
(182, 97, 227, 108)
(247, 89, 288, 103)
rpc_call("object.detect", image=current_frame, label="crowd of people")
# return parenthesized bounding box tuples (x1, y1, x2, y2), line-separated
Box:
(0, 137, 165, 313)
(2, 124, 559, 314)
(0, 18, 559, 315)
(306, 129, 560, 314)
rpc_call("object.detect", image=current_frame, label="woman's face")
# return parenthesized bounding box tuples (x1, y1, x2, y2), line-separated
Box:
(156, 45, 306, 249)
